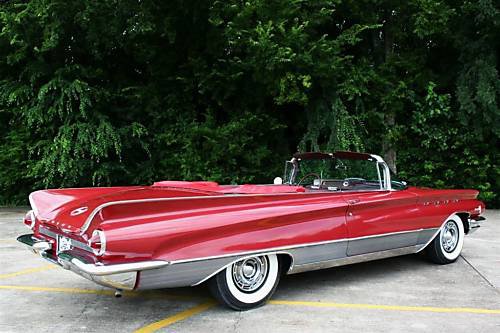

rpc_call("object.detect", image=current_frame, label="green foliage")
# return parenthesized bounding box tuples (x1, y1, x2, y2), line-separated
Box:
(397, 83, 497, 203)
(0, 0, 498, 207)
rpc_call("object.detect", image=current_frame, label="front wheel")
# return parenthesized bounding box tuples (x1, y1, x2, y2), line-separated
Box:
(208, 254, 281, 310)
(426, 215, 465, 264)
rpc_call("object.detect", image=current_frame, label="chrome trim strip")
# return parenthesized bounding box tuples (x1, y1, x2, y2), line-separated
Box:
(79, 190, 393, 235)
(169, 238, 349, 265)
(138, 229, 432, 289)
(39, 226, 93, 253)
(38, 226, 57, 238)
(79, 193, 333, 234)
(169, 228, 425, 265)
(140, 232, 427, 289)
(348, 228, 422, 241)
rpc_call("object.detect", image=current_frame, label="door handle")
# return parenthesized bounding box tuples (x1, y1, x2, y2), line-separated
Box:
(347, 199, 360, 204)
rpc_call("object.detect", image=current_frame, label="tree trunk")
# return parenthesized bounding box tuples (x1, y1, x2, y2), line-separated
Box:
(382, 10, 397, 174)
(382, 111, 396, 173)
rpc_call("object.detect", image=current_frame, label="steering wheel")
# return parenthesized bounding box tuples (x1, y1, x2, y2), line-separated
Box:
(297, 173, 321, 186)
(342, 177, 366, 187)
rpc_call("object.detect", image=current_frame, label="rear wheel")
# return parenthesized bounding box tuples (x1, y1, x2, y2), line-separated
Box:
(208, 254, 281, 310)
(426, 215, 464, 264)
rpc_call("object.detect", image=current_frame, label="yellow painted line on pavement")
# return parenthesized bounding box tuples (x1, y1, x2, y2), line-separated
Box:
(1, 284, 499, 317)
(269, 300, 500, 315)
(134, 301, 216, 333)
(0, 264, 55, 279)
(0, 239, 16, 243)
(0, 284, 215, 332)
(0, 284, 198, 301)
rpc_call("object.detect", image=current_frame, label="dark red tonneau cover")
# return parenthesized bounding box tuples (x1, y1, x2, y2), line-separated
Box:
(152, 181, 305, 194)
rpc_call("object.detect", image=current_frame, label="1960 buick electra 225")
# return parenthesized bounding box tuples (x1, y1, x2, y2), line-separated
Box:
(18, 151, 485, 310)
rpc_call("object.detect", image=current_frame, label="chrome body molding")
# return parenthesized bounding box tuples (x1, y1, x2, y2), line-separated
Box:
(137, 227, 438, 290)
(79, 193, 317, 235)
(79, 189, 398, 235)
(17, 213, 477, 291)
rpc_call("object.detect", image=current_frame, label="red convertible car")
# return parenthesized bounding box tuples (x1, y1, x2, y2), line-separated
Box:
(18, 151, 485, 310)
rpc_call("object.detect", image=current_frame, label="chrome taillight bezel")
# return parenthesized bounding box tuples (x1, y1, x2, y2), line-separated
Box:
(87, 229, 106, 256)
(24, 210, 36, 230)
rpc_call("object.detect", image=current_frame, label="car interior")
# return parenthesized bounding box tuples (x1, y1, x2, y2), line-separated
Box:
(284, 152, 405, 192)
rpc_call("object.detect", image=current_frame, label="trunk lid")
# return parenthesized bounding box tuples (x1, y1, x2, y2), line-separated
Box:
(30, 186, 212, 234)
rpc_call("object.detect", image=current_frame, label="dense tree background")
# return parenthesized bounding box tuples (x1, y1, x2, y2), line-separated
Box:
(0, 0, 498, 207)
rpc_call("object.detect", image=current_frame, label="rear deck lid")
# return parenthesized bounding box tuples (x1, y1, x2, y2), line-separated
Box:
(29, 186, 211, 234)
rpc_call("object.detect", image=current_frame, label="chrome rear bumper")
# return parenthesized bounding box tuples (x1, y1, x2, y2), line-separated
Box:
(17, 234, 169, 290)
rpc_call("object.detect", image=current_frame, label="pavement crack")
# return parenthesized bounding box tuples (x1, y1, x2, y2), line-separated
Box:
(233, 310, 243, 332)
(460, 254, 499, 295)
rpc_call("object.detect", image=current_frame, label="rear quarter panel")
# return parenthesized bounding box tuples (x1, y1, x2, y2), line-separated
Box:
(97, 193, 349, 264)
(407, 187, 484, 229)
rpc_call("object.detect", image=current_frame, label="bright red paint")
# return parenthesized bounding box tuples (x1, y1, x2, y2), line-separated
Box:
(28, 178, 484, 268)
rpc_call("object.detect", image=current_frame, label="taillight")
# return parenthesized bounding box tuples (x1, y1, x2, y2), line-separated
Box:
(87, 230, 106, 256)
(23, 210, 36, 230)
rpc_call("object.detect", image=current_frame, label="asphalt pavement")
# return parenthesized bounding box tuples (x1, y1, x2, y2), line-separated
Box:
(1, 208, 499, 332)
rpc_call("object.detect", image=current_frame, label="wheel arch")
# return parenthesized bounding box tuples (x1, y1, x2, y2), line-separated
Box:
(193, 251, 295, 286)
(455, 212, 471, 234)
(417, 211, 469, 253)
(277, 253, 294, 274)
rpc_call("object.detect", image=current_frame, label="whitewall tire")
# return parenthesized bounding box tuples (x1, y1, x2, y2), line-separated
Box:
(208, 254, 281, 310)
(426, 215, 465, 264)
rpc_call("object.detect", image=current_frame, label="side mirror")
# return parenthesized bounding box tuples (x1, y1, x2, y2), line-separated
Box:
(273, 177, 283, 185)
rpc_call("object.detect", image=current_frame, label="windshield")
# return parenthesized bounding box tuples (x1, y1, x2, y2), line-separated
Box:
(284, 156, 391, 191)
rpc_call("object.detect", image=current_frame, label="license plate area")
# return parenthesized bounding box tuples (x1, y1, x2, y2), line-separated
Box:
(57, 235, 73, 254)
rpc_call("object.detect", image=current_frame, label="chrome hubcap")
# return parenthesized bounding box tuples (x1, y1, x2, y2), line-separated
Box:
(232, 256, 269, 292)
(441, 221, 459, 253)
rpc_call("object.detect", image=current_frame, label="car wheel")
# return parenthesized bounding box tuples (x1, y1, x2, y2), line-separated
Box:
(208, 254, 281, 310)
(426, 215, 465, 264)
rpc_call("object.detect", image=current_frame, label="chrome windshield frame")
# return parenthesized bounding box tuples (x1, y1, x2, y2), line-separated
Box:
(284, 152, 392, 191)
